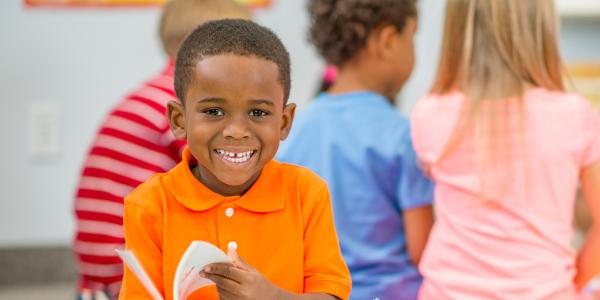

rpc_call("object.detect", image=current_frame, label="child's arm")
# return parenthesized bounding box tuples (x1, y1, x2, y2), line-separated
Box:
(575, 160, 600, 290)
(202, 249, 339, 300)
(404, 205, 434, 266)
(397, 134, 436, 267)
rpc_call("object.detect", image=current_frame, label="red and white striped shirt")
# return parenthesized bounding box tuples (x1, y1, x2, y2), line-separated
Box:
(73, 61, 185, 297)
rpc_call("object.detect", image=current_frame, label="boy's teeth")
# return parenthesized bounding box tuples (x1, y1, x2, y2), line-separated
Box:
(215, 149, 254, 163)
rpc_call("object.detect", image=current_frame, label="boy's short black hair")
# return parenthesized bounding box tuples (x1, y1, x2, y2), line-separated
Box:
(174, 19, 291, 104)
(308, 0, 417, 66)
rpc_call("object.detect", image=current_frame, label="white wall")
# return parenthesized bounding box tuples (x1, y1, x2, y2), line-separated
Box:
(0, 0, 597, 247)
(561, 18, 600, 61)
(399, 0, 445, 113)
(0, 2, 165, 247)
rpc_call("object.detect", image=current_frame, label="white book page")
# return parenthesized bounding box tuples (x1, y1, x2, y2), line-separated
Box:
(173, 241, 231, 300)
(115, 249, 164, 300)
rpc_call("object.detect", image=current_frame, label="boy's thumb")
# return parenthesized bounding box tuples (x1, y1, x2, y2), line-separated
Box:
(227, 247, 252, 271)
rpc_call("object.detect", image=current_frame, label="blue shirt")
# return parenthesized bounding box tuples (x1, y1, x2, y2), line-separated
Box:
(277, 92, 434, 300)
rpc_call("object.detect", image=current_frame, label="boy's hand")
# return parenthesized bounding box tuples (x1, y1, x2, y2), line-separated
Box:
(201, 248, 283, 300)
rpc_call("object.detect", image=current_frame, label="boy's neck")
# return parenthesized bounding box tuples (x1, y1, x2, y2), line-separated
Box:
(191, 165, 261, 197)
(328, 61, 397, 103)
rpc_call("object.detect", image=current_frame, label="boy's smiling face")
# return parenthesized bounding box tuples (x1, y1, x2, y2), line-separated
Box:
(168, 54, 295, 196)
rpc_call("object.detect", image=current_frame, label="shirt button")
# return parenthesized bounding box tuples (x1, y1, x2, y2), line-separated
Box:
(225, 207, 235, 218)
(228, 241, 238, 250)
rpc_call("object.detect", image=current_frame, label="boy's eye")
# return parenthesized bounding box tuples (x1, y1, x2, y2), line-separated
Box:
(203, 108, 224, 116)
(249, 109, 269, 117)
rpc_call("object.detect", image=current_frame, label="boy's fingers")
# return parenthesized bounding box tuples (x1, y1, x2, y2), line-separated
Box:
(200, 272, 240, 294)
(203, 263, 245, 283)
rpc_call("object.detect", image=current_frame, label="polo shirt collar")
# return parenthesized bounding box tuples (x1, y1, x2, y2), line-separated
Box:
(170, 147, 284, 213)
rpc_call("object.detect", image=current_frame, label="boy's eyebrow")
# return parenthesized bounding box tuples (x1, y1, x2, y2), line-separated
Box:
(194, 98, 275, 107)
(250, 99, 275, 107)
(195, 97, 226, 104)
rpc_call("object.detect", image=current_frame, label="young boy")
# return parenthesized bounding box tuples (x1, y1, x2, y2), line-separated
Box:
(118, 19, 351, 300)
(73, 1, 250, 298)
(277, 1, 433, 299)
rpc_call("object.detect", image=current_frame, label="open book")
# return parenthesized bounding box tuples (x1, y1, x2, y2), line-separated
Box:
(116, 241, 231, 300)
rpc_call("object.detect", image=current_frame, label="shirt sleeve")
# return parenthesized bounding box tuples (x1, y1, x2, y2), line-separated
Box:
(396, 131, 435, 210)
(302, 184, 352, 300)
(581, 99, 600, 168)
(118, 197, 164, 300)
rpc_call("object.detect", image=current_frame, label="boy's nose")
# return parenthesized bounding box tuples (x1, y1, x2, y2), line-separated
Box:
(223, 116, 251, 140)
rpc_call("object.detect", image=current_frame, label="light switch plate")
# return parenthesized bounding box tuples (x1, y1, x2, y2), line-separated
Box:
(28, 102, 62, 159)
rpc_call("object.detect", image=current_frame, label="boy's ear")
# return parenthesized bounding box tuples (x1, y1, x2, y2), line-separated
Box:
(280, 102, 296, 140)
(167, 101, 187, 140)
(377, 25, 400, 60)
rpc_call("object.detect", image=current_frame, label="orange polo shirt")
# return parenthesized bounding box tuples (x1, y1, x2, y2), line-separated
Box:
(119, 147, 351, 300)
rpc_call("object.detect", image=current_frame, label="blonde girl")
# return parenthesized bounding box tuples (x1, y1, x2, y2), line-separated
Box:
(410, 0, 600, 298)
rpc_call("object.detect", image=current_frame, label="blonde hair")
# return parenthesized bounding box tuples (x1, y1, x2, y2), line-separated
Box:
(159, 0, 251, 58)
(432, 0, 565, 197)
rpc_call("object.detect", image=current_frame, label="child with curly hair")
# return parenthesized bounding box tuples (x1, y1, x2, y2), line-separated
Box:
(278, 1, 434, 299)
